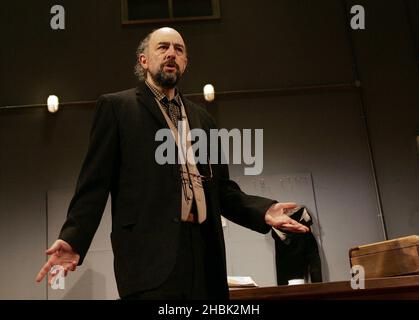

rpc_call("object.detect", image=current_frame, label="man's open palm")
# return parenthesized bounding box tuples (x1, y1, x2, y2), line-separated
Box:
(265, 202, 310, 233)
(35, 239, 80, 285)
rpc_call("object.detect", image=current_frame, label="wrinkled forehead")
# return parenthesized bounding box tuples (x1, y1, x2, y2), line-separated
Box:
(149, 28, 186, 49)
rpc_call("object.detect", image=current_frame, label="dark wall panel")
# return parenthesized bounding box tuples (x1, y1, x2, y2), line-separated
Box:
(1, 0, 353, 106)
(347, 0, 419, 238)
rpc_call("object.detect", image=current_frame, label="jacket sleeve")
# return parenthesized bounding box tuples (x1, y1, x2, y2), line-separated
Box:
(217, 162, 276, 234)
(59, 95, 119, 264)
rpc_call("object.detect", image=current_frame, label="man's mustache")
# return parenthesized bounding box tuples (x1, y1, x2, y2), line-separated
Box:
(161, 60, 180, 71)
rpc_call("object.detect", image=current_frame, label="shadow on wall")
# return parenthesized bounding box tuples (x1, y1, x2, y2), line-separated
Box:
(60, 269, 106, 300)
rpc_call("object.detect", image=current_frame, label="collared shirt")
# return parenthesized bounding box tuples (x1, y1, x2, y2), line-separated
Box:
(145, 80, 182, 128)
(145, 80, 202, 219)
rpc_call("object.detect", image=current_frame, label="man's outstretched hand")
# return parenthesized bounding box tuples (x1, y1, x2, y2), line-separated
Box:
(35, 239, 80, 285)
(265, 202, 310, 233)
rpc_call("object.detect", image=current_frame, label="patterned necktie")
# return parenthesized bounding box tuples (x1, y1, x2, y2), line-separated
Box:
(162, 98, 181, 129)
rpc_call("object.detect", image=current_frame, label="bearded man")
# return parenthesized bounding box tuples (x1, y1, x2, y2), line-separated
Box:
(36, 27, 308, 300)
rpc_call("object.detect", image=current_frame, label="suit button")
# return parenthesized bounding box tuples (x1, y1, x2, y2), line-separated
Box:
(173, 217, 180, 223)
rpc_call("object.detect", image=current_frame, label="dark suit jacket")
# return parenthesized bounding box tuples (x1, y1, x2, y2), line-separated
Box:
(59, 82, 276, 299)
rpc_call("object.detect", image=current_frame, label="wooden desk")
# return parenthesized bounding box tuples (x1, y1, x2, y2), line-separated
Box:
(229, 275, 419, 300)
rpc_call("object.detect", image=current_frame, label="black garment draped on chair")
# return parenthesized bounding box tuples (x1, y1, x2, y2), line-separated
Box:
(272, 206, 323, 285)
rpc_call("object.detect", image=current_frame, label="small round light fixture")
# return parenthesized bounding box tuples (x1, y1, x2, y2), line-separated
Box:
(203, 84, 215, 102)
(47, 95, 59, 113)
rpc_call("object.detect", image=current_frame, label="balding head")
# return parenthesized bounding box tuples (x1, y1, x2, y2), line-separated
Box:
(134, 27, 188, 86)
(149, 27, 186, 49)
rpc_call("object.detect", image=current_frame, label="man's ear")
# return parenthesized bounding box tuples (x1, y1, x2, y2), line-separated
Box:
(139, 53, 148, 69)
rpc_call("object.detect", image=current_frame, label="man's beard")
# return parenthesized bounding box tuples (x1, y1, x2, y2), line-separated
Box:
(150, 60, 182, 89)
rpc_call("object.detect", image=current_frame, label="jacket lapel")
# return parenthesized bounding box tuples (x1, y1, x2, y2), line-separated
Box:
(136, 81, 202, 132)
(135, 82, 168, 128)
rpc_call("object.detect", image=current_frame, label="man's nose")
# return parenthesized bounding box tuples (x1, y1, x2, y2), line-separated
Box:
(166, 44, 176, 58)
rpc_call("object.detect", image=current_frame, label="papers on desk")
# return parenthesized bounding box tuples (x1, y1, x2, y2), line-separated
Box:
(227, 276, 258, 288)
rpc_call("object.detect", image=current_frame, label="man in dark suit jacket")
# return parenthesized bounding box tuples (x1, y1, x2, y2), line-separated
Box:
(36, 27, 309, 299)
